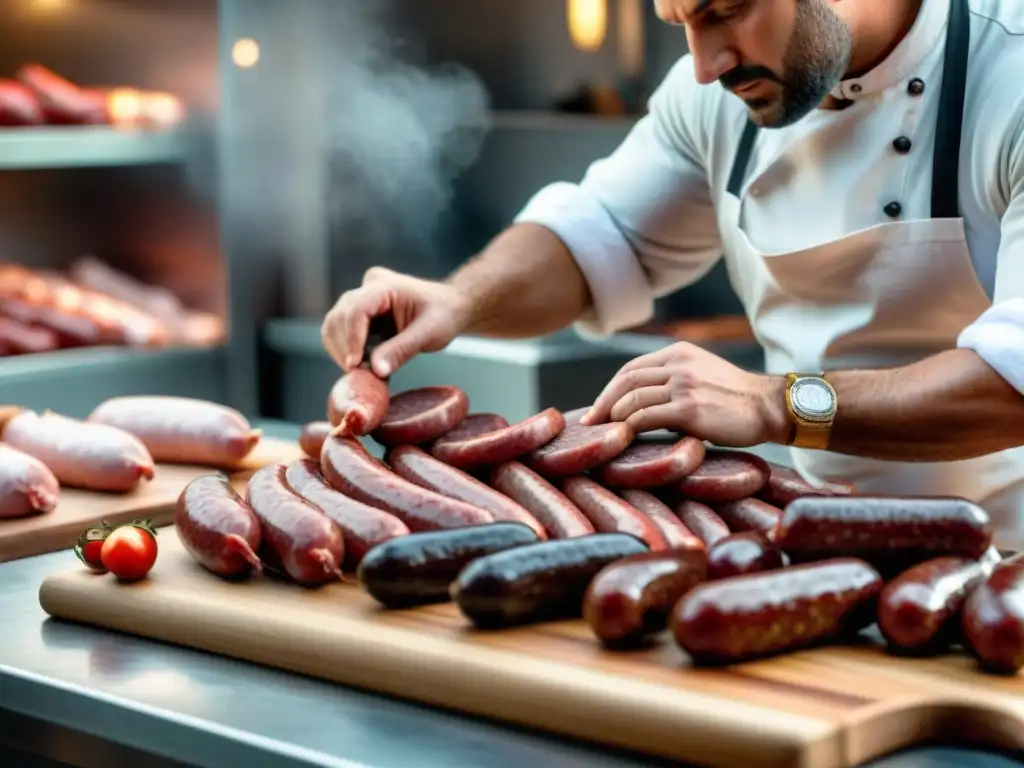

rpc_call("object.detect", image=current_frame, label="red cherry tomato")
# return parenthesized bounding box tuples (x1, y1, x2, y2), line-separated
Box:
(74, 527, 110, 572)
(100, 523, 158, 581)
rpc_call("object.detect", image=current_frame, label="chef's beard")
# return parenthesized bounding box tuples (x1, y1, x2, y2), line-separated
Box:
(721, 0, 853, 128)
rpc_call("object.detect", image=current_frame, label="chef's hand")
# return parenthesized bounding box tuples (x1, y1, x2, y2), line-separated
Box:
(580, 342, 790, 446)
(321, 267, 472, 378)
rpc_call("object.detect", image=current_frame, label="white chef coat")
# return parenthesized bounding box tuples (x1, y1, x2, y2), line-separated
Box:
(514, 0, 1024, 396)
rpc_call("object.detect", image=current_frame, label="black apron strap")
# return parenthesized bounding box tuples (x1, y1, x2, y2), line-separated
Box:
(931, 0, 971, 219)
(726, 0, 971, 216)
(727, 119, 759, 197)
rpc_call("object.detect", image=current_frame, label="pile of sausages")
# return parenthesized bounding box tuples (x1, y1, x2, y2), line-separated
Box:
(176, 372, 1024, 677)
(0, 397, 262, 518)
(0, 259, 224, 356)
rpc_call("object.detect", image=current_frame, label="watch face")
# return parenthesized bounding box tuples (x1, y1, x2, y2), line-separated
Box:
(791, 378, 835, 419)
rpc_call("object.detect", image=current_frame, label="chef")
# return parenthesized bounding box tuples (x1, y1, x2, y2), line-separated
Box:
(321, 0, 1024, 536)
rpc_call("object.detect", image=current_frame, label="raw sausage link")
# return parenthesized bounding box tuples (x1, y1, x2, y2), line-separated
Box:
(431, 408, 565, 470)
(962, 553, 1024, 674)
(619, 490, 704, 551)
(489, 461, 594, 539)
(387, 445, 546, 538)
(1, 409, 154, 492)
(776, 496, 993, 576)
(674, 501, 731, 548)
(0, 297, 112, 347)
(526, 421, 634, 478)
(327, 368, 390, 438)
(672, 558, 883, 665)
(321, 436, 494, 531)
(175, 475, 263, 578)
(878, 556, 987, 655)
(706, 532, 784, 580)
(758, 461, 856, 507)
(245, 464, 343, 586)
(452, 533, 650, 628)
(562, 476, 668, 550)
(715, 497, 783, 541)
(0, 443, 59, 518)
(357, 523, 539, 608)
(371, 386, 470, 447)
(433, 413, 510, 445)
(88, 396, 261, 467)
(284, 458, 409, 570)
(584, 549, 707, 646)
(595, 437, 706, 488)
(677, 450, 771, 503)
(299, 421, 331, 459)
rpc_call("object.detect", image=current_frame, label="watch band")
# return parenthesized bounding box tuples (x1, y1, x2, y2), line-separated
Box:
(785, 372, 836, 451)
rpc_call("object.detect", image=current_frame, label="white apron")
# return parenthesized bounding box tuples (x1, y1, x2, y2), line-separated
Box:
(716, 0, 1024, 538)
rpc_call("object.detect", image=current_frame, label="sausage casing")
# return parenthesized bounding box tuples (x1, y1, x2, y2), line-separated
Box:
(452, 533, 650, 628)
(706, 532, 785, 581)
(245, 464, 344, 586)
(299, 421, 331, 459)
(327, 368, 390, 438)
(371, 386, 470, 447)
(715, 497, 783, 541)
(672, 558, 883, 665)
(0, 443, 59, 518)
(489, 461, 595, 539)
(677, 450, 770, 503)
(562, 476, 668, 550)
(674, 501, 730, 548)
(594, 437, 706, 488)
(584, 549, 707, 646)
(358, 523, 539, 608)
(962, 553, 1024, 674)
(878, 556, 987, 655)
(619, 490, 704, 551)
(430, 408, 565, 470)
(175, 475, 263, 578)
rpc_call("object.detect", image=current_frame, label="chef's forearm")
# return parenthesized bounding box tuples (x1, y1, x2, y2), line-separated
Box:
(446, 223, 591, 338)
(817, 349, 1024, 461)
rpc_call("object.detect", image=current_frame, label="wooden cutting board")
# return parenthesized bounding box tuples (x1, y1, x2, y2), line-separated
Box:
(38, 532, 1024, 768)
(0, 438, 303, 563)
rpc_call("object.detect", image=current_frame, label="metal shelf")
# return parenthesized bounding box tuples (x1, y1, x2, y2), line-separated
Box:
(0, 346, 227, 417)
(0, 127, 183, 171)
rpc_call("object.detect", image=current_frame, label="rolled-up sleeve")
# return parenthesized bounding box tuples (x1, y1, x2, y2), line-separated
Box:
(958, 105, 1024, 395)
(514, 56, 723, 337)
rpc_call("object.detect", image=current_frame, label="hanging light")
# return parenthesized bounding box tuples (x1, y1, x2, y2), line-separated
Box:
(567, 0, 607, 52)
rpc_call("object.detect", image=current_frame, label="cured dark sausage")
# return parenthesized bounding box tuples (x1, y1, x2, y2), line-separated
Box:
(433, 413, 510, 444)
(878, 556, 987, 655)
(284, 458, 409, 570)
(430, 408, 565, 470)
(706, 532, 784, 580)
(583, 549, 707, 646)
(451, 533, 650, 628)
(619, 490, 704, 551)
(595, 437, 706, 488)
(175, 475, 262, 578)
(321, 436, 494, 531)
(674, 501, 731, 548)
(776, 496, 993, 574)
(88, 396, 261, 467)
(371, 386, 469, 447)
(758, 461, 857, 507)
(562, 476, 668, 550)
(245, 464, 344, 586)
(387, 445, 545, 537)
(489, 461, 594, 539)
(357, 523, 539, 608)
(676, 450, 770, 503)
(962, 554, 1024, 674)
(672, 558, 883, 665)
(715, 497, 783, 541)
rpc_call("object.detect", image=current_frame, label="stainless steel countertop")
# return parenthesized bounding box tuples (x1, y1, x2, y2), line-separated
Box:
(0, 421, 1020, 768)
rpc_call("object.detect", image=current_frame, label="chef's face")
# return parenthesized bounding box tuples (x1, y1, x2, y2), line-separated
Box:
(656, 0, 853, 127)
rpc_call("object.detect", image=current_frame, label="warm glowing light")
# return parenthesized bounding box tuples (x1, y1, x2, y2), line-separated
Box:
(567, 0, 608, 52)
(232, 38, 260, 69)
(107, 88, 143, 128)
(28, 0, 70, 11)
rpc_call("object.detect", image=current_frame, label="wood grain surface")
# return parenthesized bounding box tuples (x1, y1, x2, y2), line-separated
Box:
(0, 438, 303, 563)
(38, 531, 1024, 768)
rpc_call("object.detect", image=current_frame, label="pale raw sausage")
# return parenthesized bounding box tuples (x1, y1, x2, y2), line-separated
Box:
(327, 368, 390, 438)
(0, 443, 59, 518)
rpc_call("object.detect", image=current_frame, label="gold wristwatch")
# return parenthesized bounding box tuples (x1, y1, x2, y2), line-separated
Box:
(784, 373, 837, 450)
